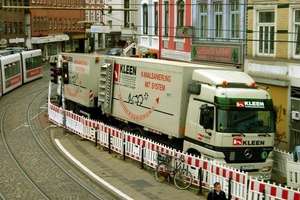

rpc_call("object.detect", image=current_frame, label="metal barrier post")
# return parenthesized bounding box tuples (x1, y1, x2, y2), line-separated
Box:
(228, 178, 232, 200)
(123, 133, 126, 161)
(108, 131, 111, 154)
(198, 167, 203, 195)
(95, 131, 97, 147)
(141, 146, 144, 169)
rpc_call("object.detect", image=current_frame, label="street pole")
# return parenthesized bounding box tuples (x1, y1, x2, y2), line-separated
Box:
(57, 54, 66, 134)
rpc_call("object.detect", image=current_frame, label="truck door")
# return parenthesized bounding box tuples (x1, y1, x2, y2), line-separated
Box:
(198, 103, 215, 145)
(185, 99, 215, 149)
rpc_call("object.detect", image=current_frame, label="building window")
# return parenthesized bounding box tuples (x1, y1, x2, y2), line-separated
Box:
(76, 18, 80, 29)
(13, 22, 17, 33)
(54, 18, 57, 29)
(164, 1, 169, 36)
(294, 10, 300, 56)
(257, 11, 275, 55)
(59, 18, 62, 29)
(154, 2, 158, 36)
(68, 18, 71, 29)
(91, 10, 95, 22)
(214, 2, 222, 38)
(230, 0, 239, 39)
(49, 18, 52, 30)
(177, 0, 184, 28)
(37, 17, 40, 31)
(33, 17, 37, 31)
(198, 3, 207, 39)
(64, 18, 67, 29)
(124, 0, 130, 27)
(143, 3, 148, 34)
(18, 22, 22, 34)
(85, 10, 89, 22)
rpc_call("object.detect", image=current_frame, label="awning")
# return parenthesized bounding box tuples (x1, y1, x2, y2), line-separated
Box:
(31, 34, 69, 44)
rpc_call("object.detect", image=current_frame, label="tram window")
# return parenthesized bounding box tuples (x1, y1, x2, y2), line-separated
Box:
(25, 55, 42, 70)
(4, 61, 21, 79)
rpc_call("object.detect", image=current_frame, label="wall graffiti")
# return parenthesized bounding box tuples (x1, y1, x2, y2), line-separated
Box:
(274, 104, 286, 146)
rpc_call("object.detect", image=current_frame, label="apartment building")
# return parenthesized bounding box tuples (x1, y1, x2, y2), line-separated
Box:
(245, 0, 300, 151)
(191, 0, 246, 68)
(29, 0, 86, 58)
(0, 0, 26, 48)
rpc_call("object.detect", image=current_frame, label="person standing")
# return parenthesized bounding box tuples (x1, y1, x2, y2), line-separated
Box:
(207, 182, 227, 200)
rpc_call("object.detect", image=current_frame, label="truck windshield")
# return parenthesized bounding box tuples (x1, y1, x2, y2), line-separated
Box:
(217, 109, 275, 133)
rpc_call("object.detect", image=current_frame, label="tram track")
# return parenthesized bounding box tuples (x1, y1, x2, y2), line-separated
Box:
(0, 73, 117, 199)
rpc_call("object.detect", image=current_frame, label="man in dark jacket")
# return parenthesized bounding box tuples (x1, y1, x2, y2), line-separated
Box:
(207, 182, 227, 200)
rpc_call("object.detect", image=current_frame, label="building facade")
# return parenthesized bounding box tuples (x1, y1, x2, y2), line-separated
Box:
(0, 0, 26, 48)
(29, 0, 86, 58)
(245, 0, 300, 151)
(191, 0, 246, 68)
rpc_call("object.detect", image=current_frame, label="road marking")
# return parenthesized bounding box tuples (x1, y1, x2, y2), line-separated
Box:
(54, 139, 134, 200)
(12, 122, 28, 131)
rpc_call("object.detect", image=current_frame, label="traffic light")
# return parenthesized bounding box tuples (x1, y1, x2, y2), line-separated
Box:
(62, 62, 69, 84)
(50, 67, 62, 84)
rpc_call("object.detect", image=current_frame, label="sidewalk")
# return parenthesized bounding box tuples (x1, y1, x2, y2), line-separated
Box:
(51, 129, 208, 200)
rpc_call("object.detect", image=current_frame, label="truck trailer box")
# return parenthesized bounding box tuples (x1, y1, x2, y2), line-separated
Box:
(106, 57, 235, 138)
(62, 53, 105, 108)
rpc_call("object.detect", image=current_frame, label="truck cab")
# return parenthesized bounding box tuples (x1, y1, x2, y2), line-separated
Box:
(184, 70, 276, 180)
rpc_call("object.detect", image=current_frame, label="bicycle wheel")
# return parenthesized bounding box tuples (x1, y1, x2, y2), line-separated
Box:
(173, 169, 193, 190)
(155, 163, 168, 183)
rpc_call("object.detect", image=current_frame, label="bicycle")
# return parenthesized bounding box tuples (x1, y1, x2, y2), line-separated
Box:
(154, 152, 193, 190)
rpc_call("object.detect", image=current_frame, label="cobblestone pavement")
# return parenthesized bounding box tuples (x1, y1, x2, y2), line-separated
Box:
(0, 65, 117, 200)
(51, 128, 208, 200)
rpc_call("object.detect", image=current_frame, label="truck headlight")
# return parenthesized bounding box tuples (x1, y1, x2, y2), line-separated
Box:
(262, 166, 272, 172)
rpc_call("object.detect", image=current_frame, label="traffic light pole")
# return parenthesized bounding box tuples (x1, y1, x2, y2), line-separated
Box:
(57, 55, 66, 134)
(61, 75, 66, 134)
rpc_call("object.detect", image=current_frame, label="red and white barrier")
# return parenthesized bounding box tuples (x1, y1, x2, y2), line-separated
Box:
(248, 178, 300, 200)
(210, 162, 248, 200)
(48, 104, 63, 126)
(287, 160, 300, 189)
(48, 102, 300, 199)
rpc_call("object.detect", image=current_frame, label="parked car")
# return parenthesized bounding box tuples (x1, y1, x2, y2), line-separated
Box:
(106, 48, 121, 56)
(294, 146, 300, 162)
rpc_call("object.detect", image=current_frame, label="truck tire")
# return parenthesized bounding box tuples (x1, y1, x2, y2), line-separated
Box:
(119, 123, 131, 133)
(187, 149, 201, 158)
(132, 127, 147, 137)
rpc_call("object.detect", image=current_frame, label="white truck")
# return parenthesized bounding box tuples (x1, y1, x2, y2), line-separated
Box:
(61, 53, 276, 180)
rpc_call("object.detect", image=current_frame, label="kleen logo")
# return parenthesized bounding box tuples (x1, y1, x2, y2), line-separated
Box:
(114, 64, 119, 82)
(233, 138, 242, 145)
(197, 134, 203, 141)
(233, 138, 265, 146)
(236, 101, 265, 108)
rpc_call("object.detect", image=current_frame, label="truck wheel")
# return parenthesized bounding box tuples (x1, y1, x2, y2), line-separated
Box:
(120, 123, 131, 133)
(132, 127, 147, 137)
(187, 149, 201, 158)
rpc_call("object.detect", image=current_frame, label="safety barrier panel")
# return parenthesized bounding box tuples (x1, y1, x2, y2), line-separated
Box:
(273, 148, 293, 178)
(286, 160, 300, 189)
(48, 102, 300, 199)
(209, 162, 248, 200)
(48, 103, 63, 126)
(248, 178, 300, 200)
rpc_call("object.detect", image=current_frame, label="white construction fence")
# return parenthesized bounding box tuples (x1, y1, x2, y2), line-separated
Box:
(48, 102, 300, 200)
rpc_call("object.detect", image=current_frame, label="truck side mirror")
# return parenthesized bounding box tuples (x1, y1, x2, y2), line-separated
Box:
(200, 104, 214, 130)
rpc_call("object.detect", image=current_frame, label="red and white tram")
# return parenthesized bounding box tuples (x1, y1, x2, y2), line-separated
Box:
(0, 49, 43, 97)
(21, 49, 43, 83)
